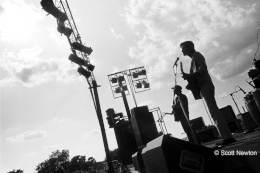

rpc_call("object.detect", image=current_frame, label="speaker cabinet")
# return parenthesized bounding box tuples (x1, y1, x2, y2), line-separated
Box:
(141, 135, 221, 173)
(220, 105, 242, 132)
(190, 117, 206, 132)
(114, 121, 138, 165)
(131, 106, 159, 146)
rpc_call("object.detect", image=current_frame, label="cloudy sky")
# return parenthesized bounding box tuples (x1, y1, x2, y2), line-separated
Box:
(0, 0, 260, 172)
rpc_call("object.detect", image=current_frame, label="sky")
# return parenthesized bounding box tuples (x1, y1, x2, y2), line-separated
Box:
(0, 0, 260, 172)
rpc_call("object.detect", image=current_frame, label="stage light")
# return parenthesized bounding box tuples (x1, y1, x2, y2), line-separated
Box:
(136, 82, 142, 89)
(77, 67, 91, 78)
(57, 21, 72, 37)
(111, 77, 118, 84)
(71, 42, 93, 55)
(142, 81, 150, 88)
(69, 54, 85, 66)
(40, 0, 67, 22)
(87, 64, 95, 72)
(118, 76, 125, 82)
(115, 87, 121, 94)
(139, 69, 146, 76)
(132, 72, 139, 78)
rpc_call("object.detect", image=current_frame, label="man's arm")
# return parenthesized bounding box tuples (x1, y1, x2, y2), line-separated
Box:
(193, 52, 208, 76)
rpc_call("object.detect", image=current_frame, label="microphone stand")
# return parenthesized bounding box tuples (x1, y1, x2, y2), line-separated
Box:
(172, 62, 200, 144)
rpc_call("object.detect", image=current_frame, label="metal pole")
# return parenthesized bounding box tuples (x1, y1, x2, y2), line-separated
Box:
(127, 73, 138, 107)
(230, 93, 242, 115)
(119, 80, 132, 121)
(91, 80, 115, 173)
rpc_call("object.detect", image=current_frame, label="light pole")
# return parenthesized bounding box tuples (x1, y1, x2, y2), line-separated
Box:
(40, 1, 114, 172)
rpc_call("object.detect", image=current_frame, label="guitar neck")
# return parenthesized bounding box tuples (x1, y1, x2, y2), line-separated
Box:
(180, 61, 184, 74)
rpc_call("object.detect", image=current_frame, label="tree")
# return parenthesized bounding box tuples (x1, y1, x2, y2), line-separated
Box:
(36, 150, 70, 173)
(7, 169, 23, 173)
(35, 150, 98, 173)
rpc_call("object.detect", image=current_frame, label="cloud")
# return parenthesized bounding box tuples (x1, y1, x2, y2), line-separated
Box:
(125, 0, 260, 81)
(0, 46, 77, 87)
(0, 0, 43, 43)
(6, 130, 47, 143)
(110, 27, 124, 40)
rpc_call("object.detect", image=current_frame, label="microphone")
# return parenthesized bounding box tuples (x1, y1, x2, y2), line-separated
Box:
(173, 57, 179, 67)
(238, 86, 246, 94)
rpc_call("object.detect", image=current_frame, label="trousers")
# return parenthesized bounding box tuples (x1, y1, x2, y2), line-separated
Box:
(200, 84, 233, 139)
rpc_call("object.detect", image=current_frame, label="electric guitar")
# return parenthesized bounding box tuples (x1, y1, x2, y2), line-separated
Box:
(180, 62, 202, 100)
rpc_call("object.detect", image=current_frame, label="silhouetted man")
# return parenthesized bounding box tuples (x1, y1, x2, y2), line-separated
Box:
(171, 85, 198, 143)
(180, 41, 235, 145)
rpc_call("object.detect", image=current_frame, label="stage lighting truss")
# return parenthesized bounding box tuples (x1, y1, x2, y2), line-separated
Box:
(108, 66, 150, 101)
(41, 0, 94, 80)
(108, 73, 130, 99)
(129, 66, 150, 93)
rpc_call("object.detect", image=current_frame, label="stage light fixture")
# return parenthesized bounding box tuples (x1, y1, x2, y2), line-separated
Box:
(77, 67, 91, 78)
(115, 87, 121, 94)
(87, 64, 95, 71)
(71, 42, 93, 55)
(69, 54, 85, 66)
(132, 72, 139, 78)
(111, 77, 117, 84)
(142, 80, 150, 88)
(122, 85, 128, 91)
(136, 82, 142, 89)
(57, 21, 72, 37)
(139, 69, 146, 76)
(118, 76, 125, 82)
(40, 0, 67, 22)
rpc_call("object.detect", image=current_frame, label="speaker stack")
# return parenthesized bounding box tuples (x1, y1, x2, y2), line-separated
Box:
(113, 120, 138, 165)
(219, 105, 243, 132)
(131, 106, 159, 147)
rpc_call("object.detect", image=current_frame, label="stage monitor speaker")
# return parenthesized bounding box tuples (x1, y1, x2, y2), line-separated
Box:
(114, 120, 138, 165)
(220, 105, 242, 132)
(190, 117, 206, 132)
(196, 125, 219, 143)
(131, 106, 159, 146)
(141, 135, 221, 173)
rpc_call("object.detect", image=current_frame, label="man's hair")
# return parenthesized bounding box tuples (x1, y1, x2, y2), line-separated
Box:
(180, 41, 194, 49)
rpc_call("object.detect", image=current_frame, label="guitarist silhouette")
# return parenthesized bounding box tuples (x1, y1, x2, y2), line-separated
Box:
(180, 41, 236, 145)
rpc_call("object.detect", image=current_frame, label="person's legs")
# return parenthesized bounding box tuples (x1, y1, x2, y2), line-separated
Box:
(179, 117, 200, 144)
(200, 85, 233, 139)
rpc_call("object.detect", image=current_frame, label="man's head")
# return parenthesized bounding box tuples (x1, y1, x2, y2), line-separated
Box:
(172, 85, 182, 95)
(180, 41, 195, 57)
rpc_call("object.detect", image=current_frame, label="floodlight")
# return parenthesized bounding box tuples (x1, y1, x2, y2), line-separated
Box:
(139, 69, 146, 76)
(40, 0, 67, 22)
(132, 72, 139, 78)
(111, 77, 118, 84)
(136, 82, 142, 89)
(57, 21, 72, 37)
(69, 54, 85, 66)
(115, 87, 121, 94)
(71, 42, 93, 55)
(118, 76, 125, 82)
(77, 67, 91, 78)
(87, 64, 95, 71)
(142, 80, 150, 88)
